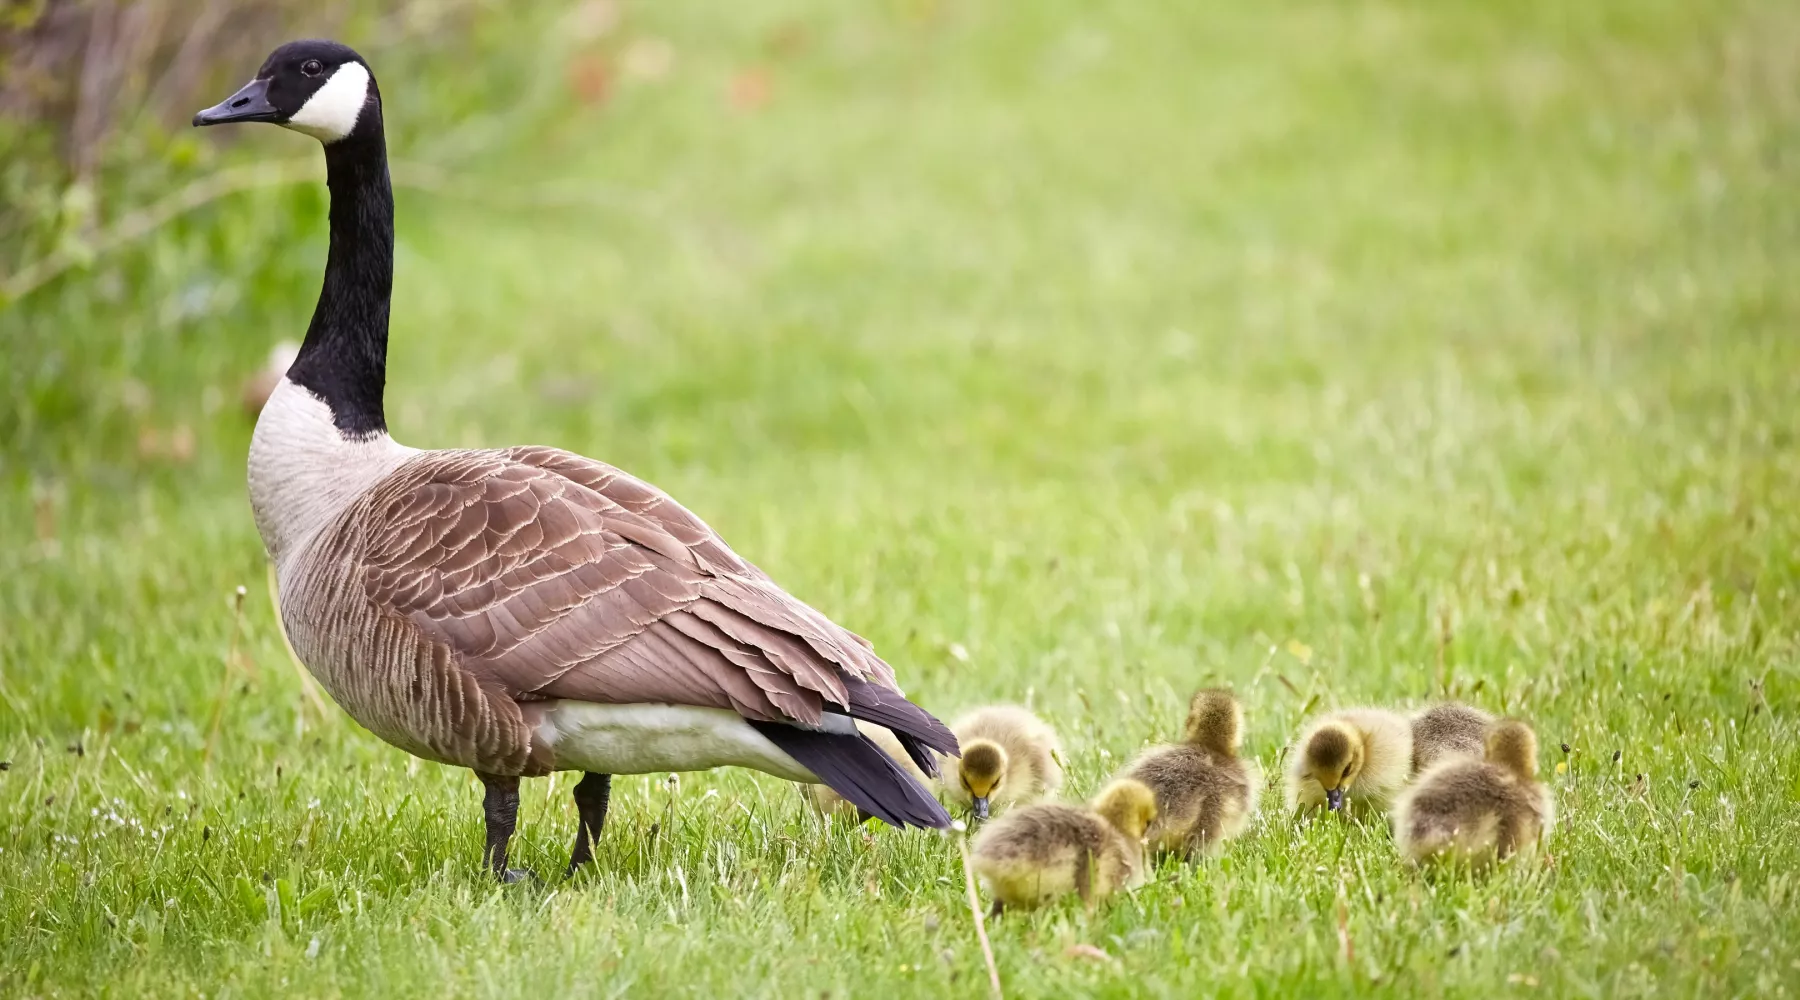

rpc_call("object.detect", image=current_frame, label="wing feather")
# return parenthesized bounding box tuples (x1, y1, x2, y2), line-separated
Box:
(354, 448, 934, 751)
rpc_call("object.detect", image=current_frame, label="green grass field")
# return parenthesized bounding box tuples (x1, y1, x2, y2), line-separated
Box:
(4, 1, 1800, 995)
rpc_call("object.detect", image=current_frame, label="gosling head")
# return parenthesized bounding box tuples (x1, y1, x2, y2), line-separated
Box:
(1092, 779, 1159, 841)
(1484, 719, 1539, 782)
(1300, 721, 1363, 811)
(193, 40, 380, 145)
(1183, 688, 1243, 756)
(958, 739, 1009, 821)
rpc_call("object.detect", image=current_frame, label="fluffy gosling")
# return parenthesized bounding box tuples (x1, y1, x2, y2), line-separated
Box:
(1119, 688, 1260, 857)
(970, 778, 1157, 914)
(805, 722, 933, 822)
(943, 705, 1063, 820)
(1286, 708, 1412, 813)
(1410, 702, 1494, 774)
(1392, 719, 1554, 869)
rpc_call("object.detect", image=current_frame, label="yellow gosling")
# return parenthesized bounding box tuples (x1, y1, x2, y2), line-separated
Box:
(943, 705, 1063, 820)
(970, 779, 1157, 915)
(1120, 688, 1260, 857)
(1392, 719, 1554, 869)
(1410, 702, 1494, 774)
(1286, 708, 1411, 814)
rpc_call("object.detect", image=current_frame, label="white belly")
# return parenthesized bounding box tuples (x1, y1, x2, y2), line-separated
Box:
(536, 702, 818, 782)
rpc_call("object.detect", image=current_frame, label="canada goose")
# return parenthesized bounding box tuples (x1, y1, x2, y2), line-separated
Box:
(1392, 719, 1554, 868)
(942, 705, 1063, 820)
(1286, 707, 1411, 813)
(1119, 688, 1260, 857)
(970, 778, 1156, 914)
(1410, 702, 1493, 774)
(193, 41, 957, 881)
(804, 720, 933, 822)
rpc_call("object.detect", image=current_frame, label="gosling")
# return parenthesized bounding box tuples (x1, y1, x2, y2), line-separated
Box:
(1286, 708, 1411, 813)
(1410, 702, 1494, 774)
(1392, 719, 1554, 869)
(943, 705, 1063, 820)
(1119, 688, 1260, 857)
(970, 778, 1157, 914)
(806, 722, 934, 822)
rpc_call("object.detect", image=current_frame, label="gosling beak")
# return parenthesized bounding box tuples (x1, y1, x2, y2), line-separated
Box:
(193, 78, 279, 127)
(1325, 787, 1346, 812)
(972, 796, 991, 821)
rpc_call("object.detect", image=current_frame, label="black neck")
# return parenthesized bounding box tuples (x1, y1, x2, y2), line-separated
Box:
(286, 123, 392, 437)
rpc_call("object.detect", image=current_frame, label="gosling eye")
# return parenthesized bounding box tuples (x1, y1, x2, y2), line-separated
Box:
(1342, 764, 1353, 779)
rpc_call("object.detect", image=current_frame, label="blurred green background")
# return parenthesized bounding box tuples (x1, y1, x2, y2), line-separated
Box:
(3, 1, 1798, 996)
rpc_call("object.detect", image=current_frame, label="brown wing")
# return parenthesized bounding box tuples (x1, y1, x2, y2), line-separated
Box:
(355, 446, 898, 729)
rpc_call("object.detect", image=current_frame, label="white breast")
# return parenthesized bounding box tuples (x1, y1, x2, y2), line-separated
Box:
(536, 702, 819, 782)
(248, 378, 416, 570)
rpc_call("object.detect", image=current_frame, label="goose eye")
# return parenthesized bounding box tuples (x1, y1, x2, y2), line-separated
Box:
(301, 59, 325, 77)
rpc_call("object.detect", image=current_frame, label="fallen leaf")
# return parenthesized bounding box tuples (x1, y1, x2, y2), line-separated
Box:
(728, 68, 772, 111)
(1063, 943, 1112, 963)
(241, 341, 299, 417)
(168, 424, 195, 463)
(568, 53, 614, 106)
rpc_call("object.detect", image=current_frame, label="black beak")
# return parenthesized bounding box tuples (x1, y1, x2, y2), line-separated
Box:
(1325, 787, 1345, 812)
(971, 796, 990, 821)
(193, 78, 280, 127)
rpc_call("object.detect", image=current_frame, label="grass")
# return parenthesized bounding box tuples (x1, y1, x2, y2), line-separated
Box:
(4, 0, 1800, 995)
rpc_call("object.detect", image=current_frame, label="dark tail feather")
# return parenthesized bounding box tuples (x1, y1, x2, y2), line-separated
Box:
(841, 676, 960, 778)
(893, 733, 941, 779)
(752, 722, 952, 829)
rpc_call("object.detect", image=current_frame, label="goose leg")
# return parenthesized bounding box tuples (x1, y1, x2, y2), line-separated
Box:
(565, 772, 613, 875)
(477, 772, 531, 883)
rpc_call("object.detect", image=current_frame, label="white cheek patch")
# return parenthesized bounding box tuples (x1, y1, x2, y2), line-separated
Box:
(283, 62, 371, 143)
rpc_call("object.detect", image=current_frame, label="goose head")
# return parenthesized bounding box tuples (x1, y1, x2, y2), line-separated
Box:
(194, 40, 378, 144)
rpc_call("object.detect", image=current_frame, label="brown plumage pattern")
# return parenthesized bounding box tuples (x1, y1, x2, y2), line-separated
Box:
(1410, 703, 1493, 774)
(282, 445, 916, 777)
